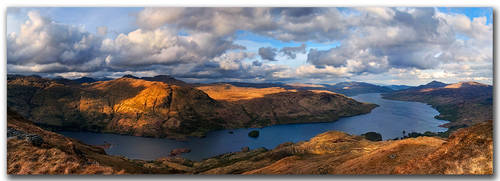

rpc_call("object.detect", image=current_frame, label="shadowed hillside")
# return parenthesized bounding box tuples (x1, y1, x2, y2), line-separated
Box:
(7, 109, 188, 174)
(382, 81, 493, 129)
(7, 75, 377, 139)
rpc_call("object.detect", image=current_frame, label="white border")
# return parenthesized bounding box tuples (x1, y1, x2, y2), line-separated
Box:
(0, 1, 497, 181)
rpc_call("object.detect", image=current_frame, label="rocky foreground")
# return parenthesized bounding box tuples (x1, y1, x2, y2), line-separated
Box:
(7, 75, 376, 139)
(7, 109, 492, 175)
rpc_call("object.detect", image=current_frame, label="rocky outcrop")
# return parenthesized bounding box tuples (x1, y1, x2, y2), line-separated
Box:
(8, 75, 377, 139)
(8, 127, 44, 146)
(361, 132, 382, 141)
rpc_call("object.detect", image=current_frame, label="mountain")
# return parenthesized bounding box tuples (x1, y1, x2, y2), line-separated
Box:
(384, 85, 414, 91)
(8, 109, 492, 175)
(403, 80, 448, 91)
(141, 75, 189, 87)
(323, 82, 394, 96)
(72, 77, 98, 84)
(383, 81, 492, 128)
(7, 75, 377, 139)
(220, 81, 395, 96)
(198, 84, 377, 127)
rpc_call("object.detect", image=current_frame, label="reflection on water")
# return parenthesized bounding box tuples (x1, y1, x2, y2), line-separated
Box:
(59, 93, 448, 161)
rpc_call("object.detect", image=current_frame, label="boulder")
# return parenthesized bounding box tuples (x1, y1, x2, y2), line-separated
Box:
(25, 134, 44, 146)
(241, 146, 250, 152)
(361, 132, 382, 141)
(170, 148, 191, 157)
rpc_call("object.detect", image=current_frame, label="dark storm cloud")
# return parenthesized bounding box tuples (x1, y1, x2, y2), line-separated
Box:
(258, 47, 278, 61)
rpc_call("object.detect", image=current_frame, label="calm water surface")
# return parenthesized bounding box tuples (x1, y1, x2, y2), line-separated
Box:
(59, 93, 448, 161)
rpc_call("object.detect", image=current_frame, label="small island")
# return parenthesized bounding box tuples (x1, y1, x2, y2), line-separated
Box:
(248, 130, 260, 138)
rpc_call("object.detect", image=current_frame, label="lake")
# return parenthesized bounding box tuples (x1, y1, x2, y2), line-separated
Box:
(59, 93, 449, 161)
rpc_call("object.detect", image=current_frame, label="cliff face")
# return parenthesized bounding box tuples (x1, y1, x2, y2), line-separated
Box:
(7, 75, 377, 139)
(382, 81, 493, 128)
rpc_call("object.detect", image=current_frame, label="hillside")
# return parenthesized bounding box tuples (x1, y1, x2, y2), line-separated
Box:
(382, 81, 492, 128)
(213, 85, 376, 128)
(7, 75, 377, 139)
(8, 109, 492, 175)
(384, 85, 414, 91)
(324, 82, 394, 96)
(196, 84, 292, 101)
(217, 81, 394, 96)
(7, 109, 188, 174)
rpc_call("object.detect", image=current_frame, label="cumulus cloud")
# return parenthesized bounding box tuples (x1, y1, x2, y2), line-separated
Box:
(100, 28, 243, 69)
(7, 11, 103, 73)
(135, 7, 353, 42)
(6, 8, 493, 84)
(258, 47, 278, 61)
(252, 60, 262, 66)
(304, 7, 492, 80)
(279, 43, 306, 59)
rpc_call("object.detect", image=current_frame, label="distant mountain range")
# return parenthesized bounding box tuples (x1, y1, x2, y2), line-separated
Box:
(383, 85, 414, 91)
(219, 81, 403, 96)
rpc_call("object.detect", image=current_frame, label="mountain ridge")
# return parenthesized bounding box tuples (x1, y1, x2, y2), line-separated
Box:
(7, 75, 377, 139)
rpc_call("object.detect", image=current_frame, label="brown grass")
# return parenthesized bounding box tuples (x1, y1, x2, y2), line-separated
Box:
(196, 84, 295, 101)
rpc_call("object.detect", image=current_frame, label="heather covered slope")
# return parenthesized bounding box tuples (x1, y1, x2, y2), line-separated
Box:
(7, 75, 377, 139)
(382, 81, 493, 128)
(8, 76, 225, 139)
(196, 84, 377, 128)
(7, 109, 492, 175)
(197, 120, 493, 175)
(7, 109, 187, 174)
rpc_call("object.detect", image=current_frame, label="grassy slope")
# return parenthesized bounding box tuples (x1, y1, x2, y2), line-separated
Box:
(8, 76, 377, 139)
(7, 109, 492, 175)
(382, 82, 492, 129)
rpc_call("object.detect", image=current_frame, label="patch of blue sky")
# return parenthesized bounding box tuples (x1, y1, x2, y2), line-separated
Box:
(455, 33, 470, 41)
(234, 30, 341, 68)
(235, 30, 341, 50)
(337, 7, 360, 16)
(437, 7, 492, 25)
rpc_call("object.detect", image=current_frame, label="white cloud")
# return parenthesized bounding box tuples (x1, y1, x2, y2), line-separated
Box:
(6, 8, 492, 85)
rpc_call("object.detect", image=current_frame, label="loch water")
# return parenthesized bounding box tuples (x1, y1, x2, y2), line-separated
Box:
(59, 93, 449, 161)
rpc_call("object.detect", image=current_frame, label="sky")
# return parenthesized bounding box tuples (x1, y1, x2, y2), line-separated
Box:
(6, 7, 493, 86)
